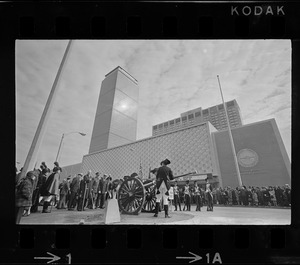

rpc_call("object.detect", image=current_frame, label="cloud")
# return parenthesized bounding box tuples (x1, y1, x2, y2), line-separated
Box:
(16, 40, 291, 167)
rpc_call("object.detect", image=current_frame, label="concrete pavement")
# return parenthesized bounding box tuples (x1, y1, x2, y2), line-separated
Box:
(19, 205, 291, 225)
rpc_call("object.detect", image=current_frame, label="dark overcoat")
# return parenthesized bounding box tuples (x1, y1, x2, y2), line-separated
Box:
(40, 172, 60, 196)
(70, 176, 81, 193)
(156, 165, 174, 191)
(16, 176, 34, 207)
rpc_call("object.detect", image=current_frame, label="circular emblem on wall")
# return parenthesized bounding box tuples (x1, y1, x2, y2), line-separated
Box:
(237, 149, 259, 168)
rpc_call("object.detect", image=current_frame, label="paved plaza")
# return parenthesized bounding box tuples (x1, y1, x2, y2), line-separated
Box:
(19, 205, 291, 225)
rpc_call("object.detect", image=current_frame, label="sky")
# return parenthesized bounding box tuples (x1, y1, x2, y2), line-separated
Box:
(16, 40, 291, 169)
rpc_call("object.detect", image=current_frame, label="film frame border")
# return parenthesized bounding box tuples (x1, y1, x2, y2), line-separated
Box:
(2, 0, 300, 264)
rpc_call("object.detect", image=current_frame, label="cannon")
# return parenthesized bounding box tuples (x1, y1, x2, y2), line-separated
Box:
(117, 171, 197, 215)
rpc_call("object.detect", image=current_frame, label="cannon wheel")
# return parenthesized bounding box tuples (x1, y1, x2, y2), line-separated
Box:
(118, 177, 145, 215)
(141, 179, 156, 213)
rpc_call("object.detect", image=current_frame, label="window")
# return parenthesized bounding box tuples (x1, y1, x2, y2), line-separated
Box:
(153, 125, 157, 130)
(210, 106, 217, 113)
(188, 114, 194, 120)
(182, 116, 187, 121)
(158, 124, 163, 129)
(164, 122, 168, 127)
(170, 120, 174, 125)
(226, 101, 235, 107)
(176, 118, 181, 123)
(195, 111, 201, 117)
(203, 109, 209, 115)
(218, 104, 224, 110)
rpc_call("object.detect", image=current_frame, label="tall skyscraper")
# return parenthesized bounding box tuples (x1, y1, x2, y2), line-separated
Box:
(88, 66, 139, 154)
(152, 99, 243, 136)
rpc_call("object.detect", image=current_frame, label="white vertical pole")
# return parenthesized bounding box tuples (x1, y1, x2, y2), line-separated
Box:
(217, 75, 243, 187)
(19, 40, 73, 179)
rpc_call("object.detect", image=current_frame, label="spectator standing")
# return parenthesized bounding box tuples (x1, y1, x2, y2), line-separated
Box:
(39, 166, 62, 213)
(68, 173, 82, 210)
(262, 187, 270, 206)
(87, 173, 95, 209)
(234, 188, 240, 205)
(269, 187, 277, 206)
(91, 172, 100, 209)
(284, 184, 291, 206)
(16, 171, 38, 223)
(99, 174, 109, 209)
(57, 177, 70, 209)
(227, 187, 233, 206)
(31, 163, 50, 213)
(247, 187, 253, 206)
(77, 171, 91, 211)
(252, 188, 258, 206)
(275, 186, 283, 206)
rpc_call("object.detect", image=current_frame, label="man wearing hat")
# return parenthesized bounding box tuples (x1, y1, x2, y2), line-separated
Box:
(77, 170, 91, 211)
(57, 177, 70, 209)
(153, 158, 174, 218)
(68, 173, 82, 210)
(98, 174, 109, 209)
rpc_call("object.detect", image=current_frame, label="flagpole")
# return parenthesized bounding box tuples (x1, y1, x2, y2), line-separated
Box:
(19, 40, 73, 179)
(217, 75, 243, 187)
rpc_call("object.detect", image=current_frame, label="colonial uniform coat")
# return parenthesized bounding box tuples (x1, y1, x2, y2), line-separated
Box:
(194, 184, 202, 211)
(155, 165, 174, 206)
(173, 185, 181, 211)
(183, 184, 191, 211)
(156, 165, 174, 192)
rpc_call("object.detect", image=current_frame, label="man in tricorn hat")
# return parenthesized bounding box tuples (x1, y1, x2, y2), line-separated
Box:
(153, 158, 174, 218)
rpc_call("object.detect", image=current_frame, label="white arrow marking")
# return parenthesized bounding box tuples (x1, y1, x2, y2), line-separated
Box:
(176, 252, 202, 263)
(34, 252, 60, 264)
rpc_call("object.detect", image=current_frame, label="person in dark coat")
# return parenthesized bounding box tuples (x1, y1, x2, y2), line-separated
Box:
(31, 164, 50, 213)
(40, 166, 62, 213)
(77, 171, 91, 211)
(15, 171, 38, 224)
(57, 178, 70, 209)
(98, 174, 109, 209)
(68, 173, 82, 210)
(153, 159, 174, 218)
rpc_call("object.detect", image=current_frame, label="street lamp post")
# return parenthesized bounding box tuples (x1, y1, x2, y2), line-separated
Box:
(55, 131, 86, 163)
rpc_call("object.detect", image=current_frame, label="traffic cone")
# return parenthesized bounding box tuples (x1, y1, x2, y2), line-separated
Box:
(104, 196, 121, 224)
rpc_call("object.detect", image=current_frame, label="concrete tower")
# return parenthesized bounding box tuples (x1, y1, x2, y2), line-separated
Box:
(89, 66, 139, 154)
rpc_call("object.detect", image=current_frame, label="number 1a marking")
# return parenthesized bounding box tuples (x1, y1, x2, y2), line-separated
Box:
(66, 253, 71, 264)
(206, 253, 222, 263)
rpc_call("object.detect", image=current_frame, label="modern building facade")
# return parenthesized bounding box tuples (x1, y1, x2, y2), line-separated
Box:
(88, 66, 139, 154)
(152, 99, 243, 136)
(81, 118, 290, 188)
(82, 121, 219, 183)
(211, 118, 291, 188)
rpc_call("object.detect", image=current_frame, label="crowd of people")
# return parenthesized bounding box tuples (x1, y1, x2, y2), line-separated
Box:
(15, 160, 291, 223)
(15, 161, 118, 224)
(170, 182, 292, 211)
